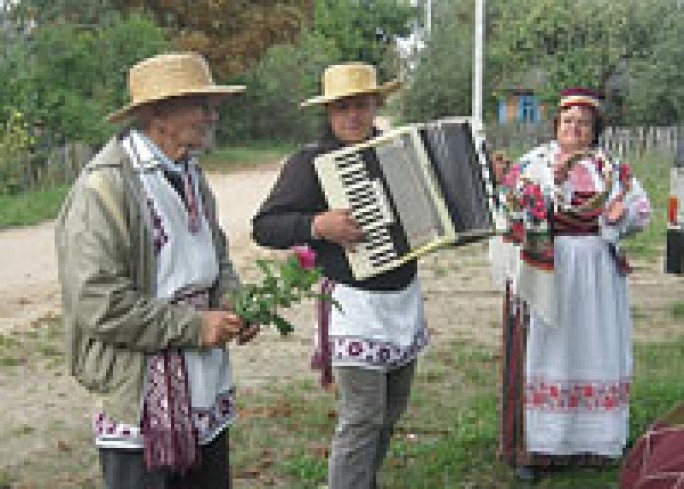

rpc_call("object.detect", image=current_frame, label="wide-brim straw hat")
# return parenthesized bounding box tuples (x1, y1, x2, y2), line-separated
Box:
(107, 52, 246, 123)
(300, 62, 401, 108)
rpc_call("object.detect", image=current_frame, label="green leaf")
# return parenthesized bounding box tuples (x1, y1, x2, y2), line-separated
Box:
(272, 315, 295, 336)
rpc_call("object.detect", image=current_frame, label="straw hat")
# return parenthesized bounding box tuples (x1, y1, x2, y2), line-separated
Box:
(107, 52, 246, 123)
(300, 62, 401, 108)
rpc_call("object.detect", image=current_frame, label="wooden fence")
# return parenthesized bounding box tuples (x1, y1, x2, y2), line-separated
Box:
(1, 124, 681, 193)
(487, 122, 681, 159)
(0, 141, 93, 194)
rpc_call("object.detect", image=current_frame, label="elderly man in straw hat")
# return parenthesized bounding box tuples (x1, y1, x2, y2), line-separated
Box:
(252, 62, 428, 489)
(55, 52, 259, 488)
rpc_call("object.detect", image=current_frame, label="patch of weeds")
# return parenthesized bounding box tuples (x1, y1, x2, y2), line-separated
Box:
(672, 301, 684, 319)
(0, 469, 15, 489)
(0, 356, 25, 367)
(12, 425, 35, 436)
(433, 266, 448, 278)
(37, 343, 63, 358)
(279, 454, 327, 486)
(0, 335, 20, 348)
(631, 305, 648, 319)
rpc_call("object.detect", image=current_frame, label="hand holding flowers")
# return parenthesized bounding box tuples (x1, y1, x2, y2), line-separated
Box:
(228, 246, 337, 336)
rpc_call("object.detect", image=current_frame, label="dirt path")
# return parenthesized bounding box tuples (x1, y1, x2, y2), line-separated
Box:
(0, 168, 278, 334)
(0, 167, 683, 487)
(0, 222, 61, 332)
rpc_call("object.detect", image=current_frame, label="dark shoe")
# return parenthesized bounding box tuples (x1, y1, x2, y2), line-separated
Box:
(516, 466, 539, 484)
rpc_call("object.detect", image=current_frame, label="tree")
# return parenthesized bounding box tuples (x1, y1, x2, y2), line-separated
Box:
(10, 0, 315, 81)
(622, 5, 684, 125)
(112, 0, 314, 80)
(0, 13, 170, 145)
(312, 0, 416, 81)
(218, 0, 417, 142)
(486, 0, 676, 122)
(219, 31, 341, 143)
(7, 0, 122, 27)
(399, 1, 474, 123)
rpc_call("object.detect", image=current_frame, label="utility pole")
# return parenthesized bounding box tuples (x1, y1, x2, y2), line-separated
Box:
(425, 0, 432, 37)
(472, 0, 485, 136)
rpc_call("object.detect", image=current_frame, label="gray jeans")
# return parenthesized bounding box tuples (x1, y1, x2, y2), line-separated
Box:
(329, 360, 417, 489)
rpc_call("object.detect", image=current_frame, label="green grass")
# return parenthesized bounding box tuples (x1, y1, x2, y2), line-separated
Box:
(0, 470, 14, 489)
(0, 316, 64, 369)
(201, 142, 297, 172)
(621, 151, 672, 261)
(229, 337, 684, 488)
(1, 314, 681, 488)
(0, 142, 296, 230)
(673, 302, 684, 319)
(0, 185, 69, 230)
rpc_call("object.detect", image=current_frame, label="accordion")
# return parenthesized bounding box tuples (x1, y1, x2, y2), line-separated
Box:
(314, 117, 498, 280)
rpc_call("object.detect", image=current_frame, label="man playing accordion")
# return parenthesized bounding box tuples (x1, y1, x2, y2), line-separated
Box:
(252, 62, 428, 489)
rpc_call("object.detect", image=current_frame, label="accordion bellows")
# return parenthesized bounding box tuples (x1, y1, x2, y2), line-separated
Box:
(314, 118, 498, 280)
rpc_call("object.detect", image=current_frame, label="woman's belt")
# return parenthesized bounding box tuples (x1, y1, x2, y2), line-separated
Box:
(554, 227, 599, 236)
(553, 210, 599, 236)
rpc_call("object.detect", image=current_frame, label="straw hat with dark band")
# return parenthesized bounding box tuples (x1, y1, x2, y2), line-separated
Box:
(300, 62, 400, 108)
(107, 52, 246, 123)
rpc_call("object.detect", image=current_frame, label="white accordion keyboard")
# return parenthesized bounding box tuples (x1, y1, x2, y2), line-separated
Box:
(315, 119, 497, 280)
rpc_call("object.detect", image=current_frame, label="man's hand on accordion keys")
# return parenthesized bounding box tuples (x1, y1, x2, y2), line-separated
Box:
(313, 209, 366, 250)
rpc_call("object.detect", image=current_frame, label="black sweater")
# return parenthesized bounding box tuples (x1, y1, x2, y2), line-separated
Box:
(251, 131, 417, 291)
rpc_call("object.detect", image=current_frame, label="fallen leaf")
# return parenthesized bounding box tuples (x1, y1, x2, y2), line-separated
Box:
(56, 440, 71, 452)
(310, 444, 329, 459)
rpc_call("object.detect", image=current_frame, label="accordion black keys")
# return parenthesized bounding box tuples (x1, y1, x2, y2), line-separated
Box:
(314, 118, 498, 280)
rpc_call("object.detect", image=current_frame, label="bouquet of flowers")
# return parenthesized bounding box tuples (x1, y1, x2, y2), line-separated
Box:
(521, 181, 549, 224)
(228, 246, 337, 335)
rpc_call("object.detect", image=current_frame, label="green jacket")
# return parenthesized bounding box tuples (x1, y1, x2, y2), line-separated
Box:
(55, 136, 240, 423)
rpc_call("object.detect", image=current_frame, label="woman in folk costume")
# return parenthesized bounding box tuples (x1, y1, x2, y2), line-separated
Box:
(252, 63, 428, 489)
(495, 88, 652, 479)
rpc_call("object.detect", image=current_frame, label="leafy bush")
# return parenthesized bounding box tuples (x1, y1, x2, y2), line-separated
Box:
(398, 3, 474, 124)
(0, 109, 34, 195)
(0, 13, 170, 147)
(219, 31, 341, 144)
(218, 0, 415, 144)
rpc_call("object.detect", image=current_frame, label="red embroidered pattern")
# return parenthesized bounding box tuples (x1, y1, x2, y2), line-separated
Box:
(525, 379, 630, 412)
(94, 388, 236, 444)
(146, 198, 169, 255)
(330, 326, 429, 368)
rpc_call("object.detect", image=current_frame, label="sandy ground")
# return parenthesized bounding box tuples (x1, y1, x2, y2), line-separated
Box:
(0, 167, 683, 487)
(0, 168, 278, 334)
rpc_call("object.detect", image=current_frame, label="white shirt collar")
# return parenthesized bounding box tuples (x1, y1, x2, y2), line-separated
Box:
(125, 130, 195, 174)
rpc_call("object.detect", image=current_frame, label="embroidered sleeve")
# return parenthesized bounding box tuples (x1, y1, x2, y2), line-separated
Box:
(600, 161, 651, 243)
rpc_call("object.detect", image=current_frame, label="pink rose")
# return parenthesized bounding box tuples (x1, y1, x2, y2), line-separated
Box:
(569, 163, 596, 192)
(636, 198, 651, 222)
(503, 165, 521, 188)
(292, 245, 317, 270)
(619, 163, 632, 184)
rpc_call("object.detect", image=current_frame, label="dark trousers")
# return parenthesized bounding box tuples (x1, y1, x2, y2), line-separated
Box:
(99, 430, 230, 489)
